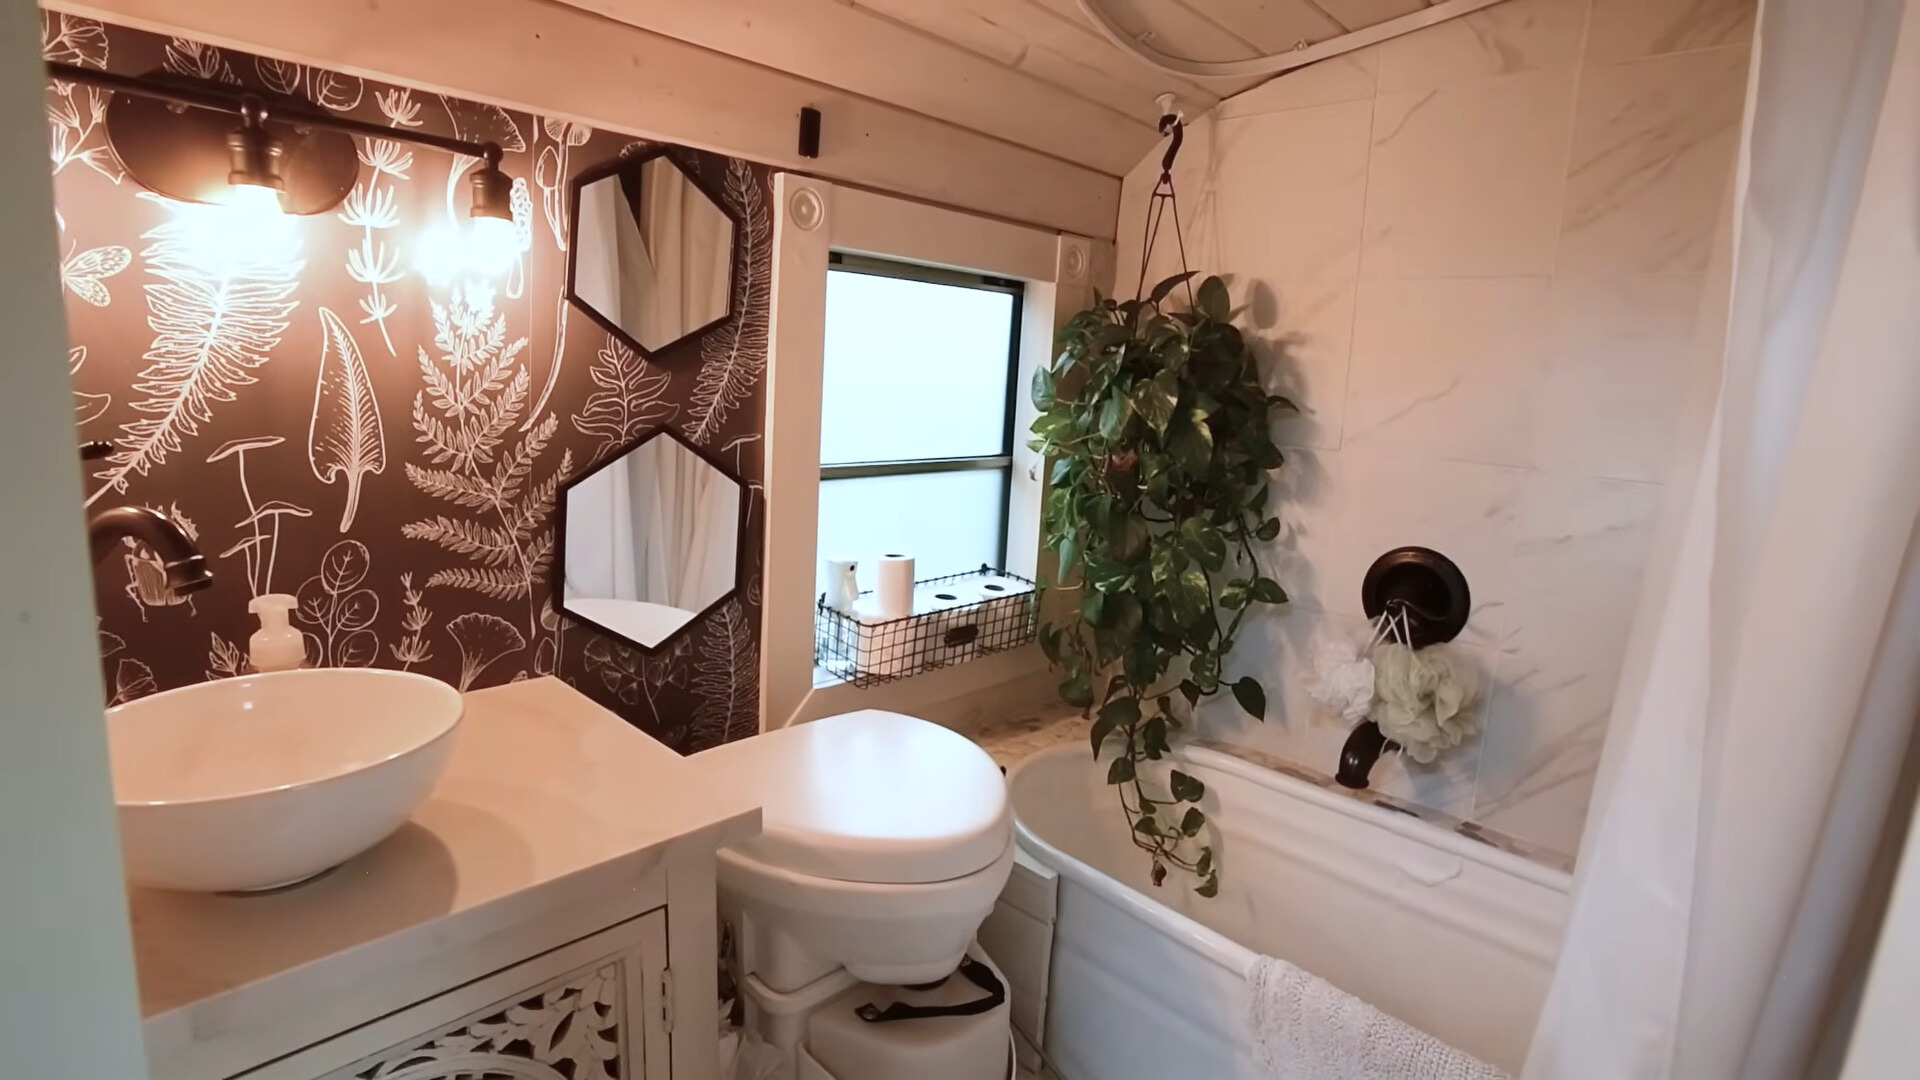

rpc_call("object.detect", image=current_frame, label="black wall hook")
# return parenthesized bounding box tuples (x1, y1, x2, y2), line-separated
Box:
(1361, 546, 1472, 649)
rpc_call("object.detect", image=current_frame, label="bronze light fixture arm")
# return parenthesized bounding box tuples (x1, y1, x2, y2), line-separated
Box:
(44, 61, 504, 165)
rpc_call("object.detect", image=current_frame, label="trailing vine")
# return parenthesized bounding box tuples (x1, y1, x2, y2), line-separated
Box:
(1032, 271, 1291, 897)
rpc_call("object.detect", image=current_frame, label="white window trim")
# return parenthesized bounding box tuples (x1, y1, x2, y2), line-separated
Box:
(760, 175, 1100, 732)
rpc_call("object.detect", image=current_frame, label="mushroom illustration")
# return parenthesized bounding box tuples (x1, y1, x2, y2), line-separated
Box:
(207, 436, 313, 596)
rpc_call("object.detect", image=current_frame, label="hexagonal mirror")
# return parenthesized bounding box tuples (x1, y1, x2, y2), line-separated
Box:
(556, 429, 745, 652)
(567, 149, 739, 357)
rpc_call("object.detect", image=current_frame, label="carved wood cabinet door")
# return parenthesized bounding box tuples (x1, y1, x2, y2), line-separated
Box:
(316, 910, 669, 1080)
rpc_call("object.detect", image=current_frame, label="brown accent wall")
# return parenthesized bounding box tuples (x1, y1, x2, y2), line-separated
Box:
(46, 14, 769, 751)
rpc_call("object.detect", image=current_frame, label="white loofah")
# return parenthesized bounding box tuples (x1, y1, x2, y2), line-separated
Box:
(1307, 632, 1377, 724)
(1371, 643, 1479, 764)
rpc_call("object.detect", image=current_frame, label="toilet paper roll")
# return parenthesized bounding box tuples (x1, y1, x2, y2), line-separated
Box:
(914, 582, 977, 616)
(875, 554, 915, 619)
(851, 595, 917, 679)
(930, 574, 1031, 644)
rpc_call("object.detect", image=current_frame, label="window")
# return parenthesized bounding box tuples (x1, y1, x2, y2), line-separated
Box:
(815, 254, 1022, 598)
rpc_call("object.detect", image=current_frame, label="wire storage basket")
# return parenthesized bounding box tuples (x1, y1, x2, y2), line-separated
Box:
(815, 565, 1038, 687)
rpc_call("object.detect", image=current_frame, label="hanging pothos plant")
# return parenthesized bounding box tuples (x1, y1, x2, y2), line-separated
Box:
(1031, 271, 1291, 898)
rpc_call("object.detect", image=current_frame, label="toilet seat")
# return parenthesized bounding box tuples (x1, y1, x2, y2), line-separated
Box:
(700, 709, 1011, 885)
(696, 710, 1016, 991)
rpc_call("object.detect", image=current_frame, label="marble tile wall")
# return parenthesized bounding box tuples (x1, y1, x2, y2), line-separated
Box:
(1111, 0, 1754, 862)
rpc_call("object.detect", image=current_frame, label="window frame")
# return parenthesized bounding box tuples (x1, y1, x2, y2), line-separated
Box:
(817, 251, 1026, 571)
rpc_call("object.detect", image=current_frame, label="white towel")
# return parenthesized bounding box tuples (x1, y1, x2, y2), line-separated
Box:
(1247, 956, 1507, 1080)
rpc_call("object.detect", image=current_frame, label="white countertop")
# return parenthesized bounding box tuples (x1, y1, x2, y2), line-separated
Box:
(128, 676, 760, 1076)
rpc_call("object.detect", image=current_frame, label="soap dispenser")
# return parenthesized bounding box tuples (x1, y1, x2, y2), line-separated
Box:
(247, 593, 306, 673)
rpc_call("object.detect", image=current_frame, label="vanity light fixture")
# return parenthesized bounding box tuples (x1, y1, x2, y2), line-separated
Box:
(45, 60, 521, 272)
(222, 96, 287, 218)
(464, 145, 520, 276)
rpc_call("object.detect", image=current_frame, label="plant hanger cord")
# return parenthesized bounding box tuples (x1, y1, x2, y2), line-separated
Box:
(1134, 111, 1195, 309)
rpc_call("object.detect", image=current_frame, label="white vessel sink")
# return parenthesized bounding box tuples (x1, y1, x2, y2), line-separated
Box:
(107, 669, 463, 893)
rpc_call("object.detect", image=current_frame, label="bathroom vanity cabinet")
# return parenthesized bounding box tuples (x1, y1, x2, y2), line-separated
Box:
(126, 678, 760, 1080)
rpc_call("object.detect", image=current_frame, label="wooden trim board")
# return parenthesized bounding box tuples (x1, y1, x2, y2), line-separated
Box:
(49, 0, 1121, 240)
(551, 0, 1156, 175)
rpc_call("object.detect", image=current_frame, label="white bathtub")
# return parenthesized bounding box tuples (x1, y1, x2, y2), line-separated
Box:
(1007, 744, 1571, 1079)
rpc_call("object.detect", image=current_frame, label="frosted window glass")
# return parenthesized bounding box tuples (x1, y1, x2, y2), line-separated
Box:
(819, 270, 1015, 465)
(816, 471, 1008, 597)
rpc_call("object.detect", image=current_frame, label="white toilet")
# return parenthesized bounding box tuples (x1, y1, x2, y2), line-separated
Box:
(697, 709, 1016, 1078)
(699, 708, 1015, 992)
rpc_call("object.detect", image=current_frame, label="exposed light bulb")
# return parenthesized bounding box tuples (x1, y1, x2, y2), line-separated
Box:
(467, 214, 519, 277)
(173, 181, 298, 276)
(221, 181, 287, 220)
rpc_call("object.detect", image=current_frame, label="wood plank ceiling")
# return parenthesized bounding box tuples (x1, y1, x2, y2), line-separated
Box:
(554, 0, 1429, 179)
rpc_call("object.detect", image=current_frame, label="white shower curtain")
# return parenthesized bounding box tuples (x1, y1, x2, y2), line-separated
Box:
(573, 164, 731, 347)
(564, 438, 737, 611)
(1524, 1, 1920, 1077)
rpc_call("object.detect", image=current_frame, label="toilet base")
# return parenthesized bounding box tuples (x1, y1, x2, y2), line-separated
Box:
(742, 944, 1013, 1080)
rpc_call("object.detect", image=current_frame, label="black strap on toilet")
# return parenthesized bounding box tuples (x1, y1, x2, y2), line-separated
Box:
(854, 955, 1006, 1024)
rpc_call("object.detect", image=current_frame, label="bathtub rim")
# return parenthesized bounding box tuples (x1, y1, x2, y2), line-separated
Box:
(1007, 743, 1573, 978)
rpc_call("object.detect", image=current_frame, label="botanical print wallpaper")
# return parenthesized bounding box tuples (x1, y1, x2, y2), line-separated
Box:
(44, 14, 770, 751)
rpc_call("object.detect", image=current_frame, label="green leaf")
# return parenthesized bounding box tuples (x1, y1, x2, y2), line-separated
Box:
(1147, 270, 1198, 306)
(1254, 517, 1281, 542)
(1195, 847, 1213, 876)
(1179, 679, 1203, 706)
(1098, 392, 1131, 440)
(1195, 276, 1230, 322)
(1124, 635, 1159, 688)
(1092, 696, 1139, 753)
(1170, 770, 1205, 803)
(1142, 714, 1171, 759)
(1133, 815, 1160, 836)
(1180, 807, 1206, 837)
(1195, 875, 1220, 899)
(1167, 416, 1210, 475)
(1231, 676, 1267, 721)
(1189, 652, 1220, 692)
(1056, 530, 1082, 577)
(1131, 376, 1177, 435)
(1248, 435, 1284, 470)
(1080, 590, 1107, 627)
(1107, 756, 1136, 784)
(1219, 579, 1250, 610)
(1059, 671, 1093, 709)
(1110, 516, 1150, 562)
(1031, 364, 1057, 411)
(1250, 577, 1289, 604)
(1176, 565, 1211, 622)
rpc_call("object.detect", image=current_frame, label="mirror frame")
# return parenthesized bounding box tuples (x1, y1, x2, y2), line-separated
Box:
(564, 147, 744, 360)
(551, 426, 751, 655)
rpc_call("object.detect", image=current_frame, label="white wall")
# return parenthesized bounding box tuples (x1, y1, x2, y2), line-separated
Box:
(1115, 0, 1755, 860)
(0, 0, 150, 1073)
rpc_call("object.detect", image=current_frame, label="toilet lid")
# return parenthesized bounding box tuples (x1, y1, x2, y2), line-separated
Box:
(698, 710, 1011, 885)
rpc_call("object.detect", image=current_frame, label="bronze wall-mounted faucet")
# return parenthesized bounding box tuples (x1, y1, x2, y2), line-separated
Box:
(80, 441, 213, 597)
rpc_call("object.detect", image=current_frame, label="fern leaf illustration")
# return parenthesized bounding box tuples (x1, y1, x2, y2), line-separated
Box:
(688, 161, 770, 446)
(690, 597, 759, 749)
(89, 196, 302, 504)
(405, 463, 496, 509)
(425, 566, 529, 602)
(401, 515, 519, 567)
(512, 451, 568, 542)
(574, 335, 676, 456)
(308, 308, 387, 531)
